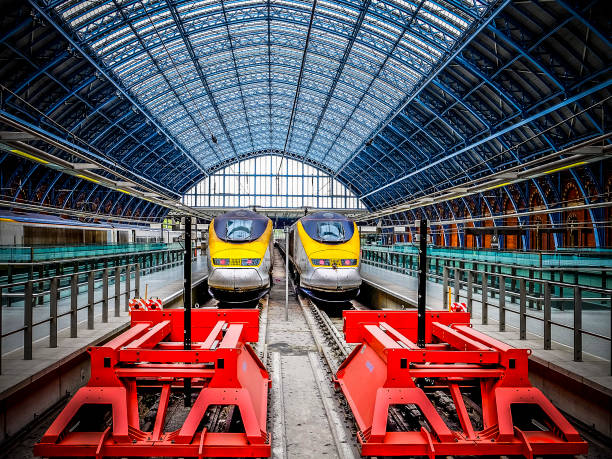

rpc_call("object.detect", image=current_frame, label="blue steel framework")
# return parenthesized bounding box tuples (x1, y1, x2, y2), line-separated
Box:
(182, 154, 365, 209)
(0, 1, 609, 246)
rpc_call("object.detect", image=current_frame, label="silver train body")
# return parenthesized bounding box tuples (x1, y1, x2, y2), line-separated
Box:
(288, 212, 361, 303)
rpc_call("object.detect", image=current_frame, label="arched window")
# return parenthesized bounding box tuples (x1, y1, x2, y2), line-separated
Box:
(182, 155, 365, 209)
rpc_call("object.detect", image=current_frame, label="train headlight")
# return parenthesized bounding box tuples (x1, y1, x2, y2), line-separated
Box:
(311, 258, 330, 266)
(241, 258, 261, 266)
(341, 259, 358, 266)
(213, 258, 230, 266)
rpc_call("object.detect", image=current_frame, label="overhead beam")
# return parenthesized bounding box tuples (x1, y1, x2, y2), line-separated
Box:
(359, 78, 612, 199)
(28, 0, 207, 177)
(334, 0, 511, 177)
(0, 131, 37, 141)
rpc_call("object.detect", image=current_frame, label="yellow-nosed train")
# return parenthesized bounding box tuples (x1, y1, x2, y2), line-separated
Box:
(207, 209, 274, 305)
(288, 211, 361, 303)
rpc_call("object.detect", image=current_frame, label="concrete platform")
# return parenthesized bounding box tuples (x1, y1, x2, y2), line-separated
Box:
(0, 257, 208, 442)
(360, 263, 612, 438)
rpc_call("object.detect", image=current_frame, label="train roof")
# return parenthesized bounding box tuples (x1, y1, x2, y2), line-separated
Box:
(300, 211, 353, 222)
(213, 209, 270, 222)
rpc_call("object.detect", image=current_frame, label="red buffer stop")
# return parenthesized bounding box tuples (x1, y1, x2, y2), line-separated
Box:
(335, 310, 587, 458)
(34, 308, 271, 458)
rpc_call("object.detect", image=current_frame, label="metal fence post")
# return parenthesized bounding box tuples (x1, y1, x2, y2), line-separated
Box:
(442, 266, 449, 310)
(50, 277, 58, 348)
(574, 286, 582, 362)
(125, 265, 131, 312)
(454, 267, 460, 303)
(71, 273, 78, 338)
(544, 282, 551, 350)
(499, 274, 505, 332)
(481, 272, 488, 325)
(467, 270, 473, 314)
(102, 268, 109, 323)
(88, 271, 94, 330)
(519, 278, 526, 340)
(115, 266, 121, 317)
(24, 281, 33, 360)
(135, 263, 140, 298)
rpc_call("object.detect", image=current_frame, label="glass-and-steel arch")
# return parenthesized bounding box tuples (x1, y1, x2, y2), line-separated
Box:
(45, 0, 501, 170)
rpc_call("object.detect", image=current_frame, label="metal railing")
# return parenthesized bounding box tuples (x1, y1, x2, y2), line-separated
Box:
(0, 253, 192, 374)
(0, 242, 183, 263)
(361, 252, 612, 374)
(0, 247, 184, 306)
(0, 263, 141, 374)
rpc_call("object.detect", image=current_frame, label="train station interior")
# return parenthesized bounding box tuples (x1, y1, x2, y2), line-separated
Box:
(0, 0, 610, 457)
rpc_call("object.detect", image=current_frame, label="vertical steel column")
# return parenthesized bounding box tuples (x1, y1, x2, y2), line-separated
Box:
(184, 216, 193, 407)
(499, 274, 505, 332)
(70, 273, 78, 338)
(50, 277, 58, 348)
(88, 271, 94, 330)
(481, 272, 488, 325)
(519, 278, 526, 340)
(543, 282, 551, 350)
(285, 227, 289, 321)
(454, 267, 460, 303)
(574, 286, 582, 362)
(417, 219, 427, 348)
(442, 266, 449, 310)
(102, 269, 109, 323)
(115, 266, 121, 317)
(125, 265, 131, 312)
(24, 281, 33, 360)
(467, 270, 473, 314)
(135, 264, 140, 298)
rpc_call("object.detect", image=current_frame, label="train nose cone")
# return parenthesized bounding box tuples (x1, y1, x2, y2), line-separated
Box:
(209, 268, 265, 291)
(308, 267, 361, 290)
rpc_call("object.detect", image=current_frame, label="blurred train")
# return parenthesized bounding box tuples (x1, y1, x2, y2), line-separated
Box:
(288, 211, 361, 303)
(0, 211, 183, 245)
(206, 209, 274, 305)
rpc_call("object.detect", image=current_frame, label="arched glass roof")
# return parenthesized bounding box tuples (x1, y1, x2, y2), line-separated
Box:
(47, 0, 500, 170)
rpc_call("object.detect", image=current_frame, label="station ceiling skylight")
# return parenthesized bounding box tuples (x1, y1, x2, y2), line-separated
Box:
(46, 0, 501, 172)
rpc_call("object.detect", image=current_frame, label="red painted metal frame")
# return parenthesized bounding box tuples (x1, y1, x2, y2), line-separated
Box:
(34, 309, 271, 458)
(336, 310, 587, 458)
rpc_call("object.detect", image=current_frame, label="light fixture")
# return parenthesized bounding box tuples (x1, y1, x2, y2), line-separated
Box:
(485, 181, 511, 190)
(543, 161, 587, 175)
(10, 149, 49, 164)
(76, 174, 100, 184)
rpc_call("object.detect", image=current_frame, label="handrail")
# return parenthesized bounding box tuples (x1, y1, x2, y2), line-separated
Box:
(360, 249, 612, 375)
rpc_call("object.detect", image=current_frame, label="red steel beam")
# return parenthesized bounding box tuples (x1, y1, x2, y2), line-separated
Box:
(34, 308, 271, 458)
(336, 310, 587, 457)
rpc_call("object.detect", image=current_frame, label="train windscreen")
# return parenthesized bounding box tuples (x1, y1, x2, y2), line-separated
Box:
(226, 219, 253, 241)
(213, 211, 269, 242)
(301, 212, 355, 243)
(316, 221, 345, 242)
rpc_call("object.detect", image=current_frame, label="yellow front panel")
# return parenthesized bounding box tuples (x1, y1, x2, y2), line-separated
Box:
(296, 221, 360, 267)
(209, 219, 272, 267)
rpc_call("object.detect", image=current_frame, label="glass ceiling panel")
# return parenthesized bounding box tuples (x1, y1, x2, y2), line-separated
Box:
(51, 0, 499, 173)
